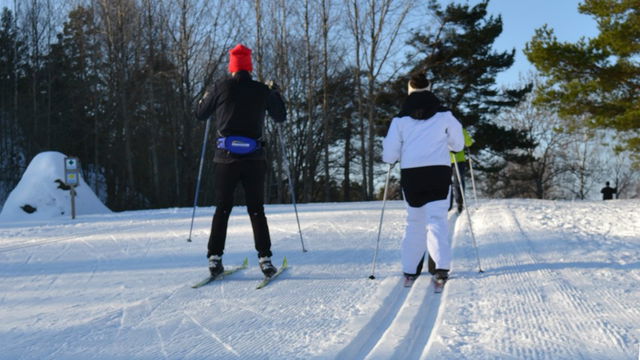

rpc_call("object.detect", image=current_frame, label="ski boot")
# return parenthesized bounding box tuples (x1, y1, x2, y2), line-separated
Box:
(259, 257, 277, 278)
(434, 269, 449, 282)
(208, 255, 224, 278)
(433, 269, 449, 293)
(403, 274, 417, 288)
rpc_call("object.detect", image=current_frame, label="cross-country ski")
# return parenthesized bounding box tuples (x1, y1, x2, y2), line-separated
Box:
(256, 257, 288, 289)
(191, 257, 249, 288)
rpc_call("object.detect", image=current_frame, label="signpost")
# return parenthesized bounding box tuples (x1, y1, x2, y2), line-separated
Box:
(64, 157, 80, 219)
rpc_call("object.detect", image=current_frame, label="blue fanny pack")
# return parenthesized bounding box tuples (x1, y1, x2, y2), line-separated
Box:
(217, 136, 261, 155)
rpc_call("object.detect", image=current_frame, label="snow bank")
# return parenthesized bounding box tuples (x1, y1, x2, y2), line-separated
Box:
(0, 151, 110, 222)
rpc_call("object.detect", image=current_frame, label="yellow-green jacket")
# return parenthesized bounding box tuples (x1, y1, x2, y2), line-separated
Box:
(450, 128, 473, 163)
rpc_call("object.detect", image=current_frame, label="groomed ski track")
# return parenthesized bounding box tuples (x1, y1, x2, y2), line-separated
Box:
(337, 213, 457, 360)
(338, 275, 443, 360)
(1, 200, 638, 359)
(427, 200, 640, 359)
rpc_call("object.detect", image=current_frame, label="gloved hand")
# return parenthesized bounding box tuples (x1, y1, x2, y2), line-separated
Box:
(267, 80, 280, 91)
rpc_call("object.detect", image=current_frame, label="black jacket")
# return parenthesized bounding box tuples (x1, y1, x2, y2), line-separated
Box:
(601, 186, 616, 200)
(195, 71, 286, 163)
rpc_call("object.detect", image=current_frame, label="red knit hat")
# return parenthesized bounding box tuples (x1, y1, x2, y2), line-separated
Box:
(228, 44, 253, 73)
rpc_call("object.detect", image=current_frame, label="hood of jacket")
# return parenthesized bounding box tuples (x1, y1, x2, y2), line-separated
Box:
(396, 91, 449, 120)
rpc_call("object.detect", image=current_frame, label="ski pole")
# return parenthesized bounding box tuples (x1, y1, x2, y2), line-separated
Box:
(276, 123, 307, 253)
(467, 151, 478, 205)
(187, 118, 211, 242)
(453, 157, 484, 273)
(369, 163, 393, 280)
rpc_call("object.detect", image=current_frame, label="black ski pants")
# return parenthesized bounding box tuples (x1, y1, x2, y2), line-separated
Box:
(207, 159, 272, 259)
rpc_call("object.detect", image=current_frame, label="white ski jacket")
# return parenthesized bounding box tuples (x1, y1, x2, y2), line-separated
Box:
(382, 111, 464, 169)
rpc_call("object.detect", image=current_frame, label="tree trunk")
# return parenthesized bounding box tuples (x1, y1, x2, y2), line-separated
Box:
(349, 0, 367, 200)
(344, 115, 352, 201)
(321, 0, 331, 202)
(303, 0, 315, 202)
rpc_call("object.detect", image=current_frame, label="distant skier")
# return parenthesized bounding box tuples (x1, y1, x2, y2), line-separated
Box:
(450, 128, 474, 213)
(195, 44, 286, 278)
(601, 181, 617, 200)
(382, 72, 464, 286)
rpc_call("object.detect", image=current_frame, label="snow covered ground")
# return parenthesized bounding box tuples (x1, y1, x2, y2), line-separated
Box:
(0, 199, 638, 359)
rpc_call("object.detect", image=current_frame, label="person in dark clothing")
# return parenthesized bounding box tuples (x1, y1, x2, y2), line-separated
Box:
(195, 44, 286, 278)
(601, 181, 617, 200)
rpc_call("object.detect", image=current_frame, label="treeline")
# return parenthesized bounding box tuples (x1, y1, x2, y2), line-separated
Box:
(1, 0, 634, 211)
(1, 0, 423, 210)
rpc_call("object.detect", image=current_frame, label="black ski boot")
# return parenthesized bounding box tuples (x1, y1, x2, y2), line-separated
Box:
(259, 257, 277, 278)
(434, 269, 449, 283)
(208, 255, 224, 278)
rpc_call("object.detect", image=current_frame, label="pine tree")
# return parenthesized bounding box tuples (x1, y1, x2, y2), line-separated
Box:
(525, 0, 640, 157)
(399, 0, 534, 173)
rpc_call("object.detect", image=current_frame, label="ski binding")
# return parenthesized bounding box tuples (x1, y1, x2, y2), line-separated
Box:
(192, 257, 249, 288)
(256, 257, 288, 289)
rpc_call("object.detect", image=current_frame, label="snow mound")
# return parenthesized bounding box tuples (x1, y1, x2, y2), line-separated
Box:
(0, 151, 110, 222)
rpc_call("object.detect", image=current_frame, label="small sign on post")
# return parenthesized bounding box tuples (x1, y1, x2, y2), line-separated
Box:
(64, 157, 80, 219)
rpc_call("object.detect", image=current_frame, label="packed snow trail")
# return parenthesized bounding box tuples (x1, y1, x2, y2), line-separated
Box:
(425, 199, 640, 360)
(1, 200, 639, 359)
(0, 202, 410, 359)
(362, 277, 441, 360)
(338, 213, 457, 360)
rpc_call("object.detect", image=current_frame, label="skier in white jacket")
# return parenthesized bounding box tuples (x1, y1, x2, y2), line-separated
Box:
(382, 72, 464, 285)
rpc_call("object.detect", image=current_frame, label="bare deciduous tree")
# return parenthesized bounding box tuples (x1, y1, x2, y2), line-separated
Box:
(488, 91, 572, 199)
(346, 0, 412, 199)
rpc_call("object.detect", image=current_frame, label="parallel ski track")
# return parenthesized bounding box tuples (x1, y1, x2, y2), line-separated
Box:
(459, 203, 636, 359)
(363, 277, 441, 360)
(338, 212, 458, 360)
(336, 279, 412, 359)
(506, 203, 638, 359)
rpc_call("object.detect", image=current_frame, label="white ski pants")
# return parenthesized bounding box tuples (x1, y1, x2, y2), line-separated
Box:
(401, 196, 451, 274)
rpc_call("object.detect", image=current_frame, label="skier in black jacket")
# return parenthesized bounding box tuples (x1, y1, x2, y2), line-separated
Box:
(195, 44, 286, 278)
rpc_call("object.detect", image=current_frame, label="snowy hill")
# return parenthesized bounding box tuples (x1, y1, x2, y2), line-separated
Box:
(0, 199, 638, 359)
(0, 151, 110, 222)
